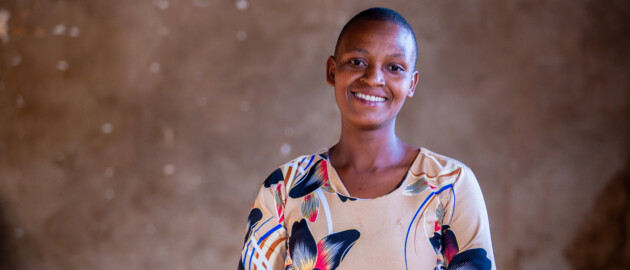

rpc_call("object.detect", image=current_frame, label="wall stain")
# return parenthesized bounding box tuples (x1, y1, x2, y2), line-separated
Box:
(565, 159, 630, 269)
(0, 200, 19, 270)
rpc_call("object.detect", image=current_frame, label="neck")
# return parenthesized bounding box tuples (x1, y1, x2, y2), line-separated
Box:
(330, 119, 411, 171)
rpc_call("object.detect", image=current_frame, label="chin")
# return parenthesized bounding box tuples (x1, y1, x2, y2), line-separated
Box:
(347, 116, 392, 130)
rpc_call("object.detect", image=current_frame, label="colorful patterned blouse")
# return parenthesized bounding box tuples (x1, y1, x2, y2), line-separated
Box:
(239, 147, 495, 270)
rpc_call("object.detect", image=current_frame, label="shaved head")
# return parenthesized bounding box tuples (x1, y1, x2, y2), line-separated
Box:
(334, 7, 418, 69)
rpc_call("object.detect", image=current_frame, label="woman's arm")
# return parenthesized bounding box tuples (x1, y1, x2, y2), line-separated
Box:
(238, 169, 288, 270)
(441, 166, 495, 270)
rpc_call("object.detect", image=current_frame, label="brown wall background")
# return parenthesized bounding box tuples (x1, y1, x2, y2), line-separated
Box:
(0, 0, 629, 269)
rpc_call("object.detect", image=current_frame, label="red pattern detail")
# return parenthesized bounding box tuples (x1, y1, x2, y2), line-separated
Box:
(303, 194, 318, 222)
(275, 185, 284, 223)
(314, 241, 332, 270)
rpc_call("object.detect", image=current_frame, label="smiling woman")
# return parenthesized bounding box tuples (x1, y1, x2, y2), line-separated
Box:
(239, 7, 495, 270)
(327, 19, 418, 133)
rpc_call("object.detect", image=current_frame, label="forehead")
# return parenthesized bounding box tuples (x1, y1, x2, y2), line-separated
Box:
(337, 20, 415, 58)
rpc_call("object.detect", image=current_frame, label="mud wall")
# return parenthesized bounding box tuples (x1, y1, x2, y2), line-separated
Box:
(0, 0, 628, 269)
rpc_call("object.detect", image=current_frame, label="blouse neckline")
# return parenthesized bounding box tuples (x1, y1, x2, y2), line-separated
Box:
(321, 147, 424, 201)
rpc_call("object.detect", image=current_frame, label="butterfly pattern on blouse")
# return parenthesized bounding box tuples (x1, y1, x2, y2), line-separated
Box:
(285, 219, 360, 270)
(288, 159, 336, 222)
(264, 168, 286, 223)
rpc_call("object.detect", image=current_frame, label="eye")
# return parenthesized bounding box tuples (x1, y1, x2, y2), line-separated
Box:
(348, 59, 366, 66)
(388, 65, 404, 72)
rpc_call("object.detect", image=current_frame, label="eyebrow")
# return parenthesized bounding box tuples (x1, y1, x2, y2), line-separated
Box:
(345, 48, 406, 58)
(347, 47, 369, 54)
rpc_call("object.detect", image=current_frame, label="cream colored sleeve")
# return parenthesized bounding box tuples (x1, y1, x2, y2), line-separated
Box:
(442, 166, 496, 270)
(239, 175, 287, 270)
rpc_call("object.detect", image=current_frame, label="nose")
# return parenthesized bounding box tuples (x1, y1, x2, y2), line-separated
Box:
(361, 64, 385, 86)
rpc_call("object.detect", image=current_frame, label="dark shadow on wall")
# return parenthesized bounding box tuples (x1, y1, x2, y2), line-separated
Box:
(582, 0, 630, 60)
(565, 158, 630, 269)
(0, 200, 19, 270)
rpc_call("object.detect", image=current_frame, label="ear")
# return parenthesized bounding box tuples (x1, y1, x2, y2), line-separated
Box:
(407, 70, 419, 98)
(326, 56, 336, 86)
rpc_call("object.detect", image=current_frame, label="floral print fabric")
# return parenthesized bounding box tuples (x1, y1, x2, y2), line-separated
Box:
(239, 148, 495, 270)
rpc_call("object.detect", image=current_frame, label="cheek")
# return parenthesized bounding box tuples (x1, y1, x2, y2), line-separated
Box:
(337, 67, 364, 81)
(389, 78, 412, 97)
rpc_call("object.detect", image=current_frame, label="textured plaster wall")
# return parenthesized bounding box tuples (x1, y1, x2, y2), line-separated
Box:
(0, 0, 628, 269)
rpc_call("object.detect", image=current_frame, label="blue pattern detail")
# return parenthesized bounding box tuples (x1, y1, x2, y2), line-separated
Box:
(245, 217, 273, 270)
(259, 224, 282, 244)
(404, 184, 454, 270)
(449, 186, 456, 224)
(294, 155, 315, 179)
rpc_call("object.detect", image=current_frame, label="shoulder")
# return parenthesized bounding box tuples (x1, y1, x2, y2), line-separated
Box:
(411, 147, 476, 191)
(417, 147, 470, 171)
(263, 153, 326, 187)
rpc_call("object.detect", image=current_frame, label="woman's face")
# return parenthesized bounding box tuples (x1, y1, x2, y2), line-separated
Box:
(327, 20, 419, 130)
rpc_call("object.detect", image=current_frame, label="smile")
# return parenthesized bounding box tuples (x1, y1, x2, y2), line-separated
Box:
(352, 92, 386, 103)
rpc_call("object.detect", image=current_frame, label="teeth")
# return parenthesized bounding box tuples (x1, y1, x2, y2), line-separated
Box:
(354, 92, 386, 102)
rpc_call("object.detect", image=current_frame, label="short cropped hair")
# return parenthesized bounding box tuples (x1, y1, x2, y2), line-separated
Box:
(334, 7, 418, 69)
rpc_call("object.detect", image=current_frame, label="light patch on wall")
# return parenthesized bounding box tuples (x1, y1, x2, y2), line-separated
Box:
(104, 167, 115, 178)
(101, 123, 114, 134)
(163, 164, 176, 175)
(280, 143, 291, 156)
(12, 55, 22, 66)
(57, 60, 69, 71)
(150, 62, 161, 73)
(235, 0, 248, 11)
(15, 95, 24, 108)
(0, 9, 10, 43)
(105, 189, 116, 200)
(153, 0, 169, 11)
(69, 26, 80, 37)
(14, 227, 24, 238)
(163, 126, 175, 147)
(236, 30, 247, 41)
(52, 23, 66, 35)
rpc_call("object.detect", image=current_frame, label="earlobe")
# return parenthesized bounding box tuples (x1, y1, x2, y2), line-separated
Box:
(326, 56, 336, 86)
(407, 70, 419, 98)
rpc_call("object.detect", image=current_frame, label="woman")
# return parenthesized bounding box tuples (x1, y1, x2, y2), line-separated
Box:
(239, 7, 495, 270)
